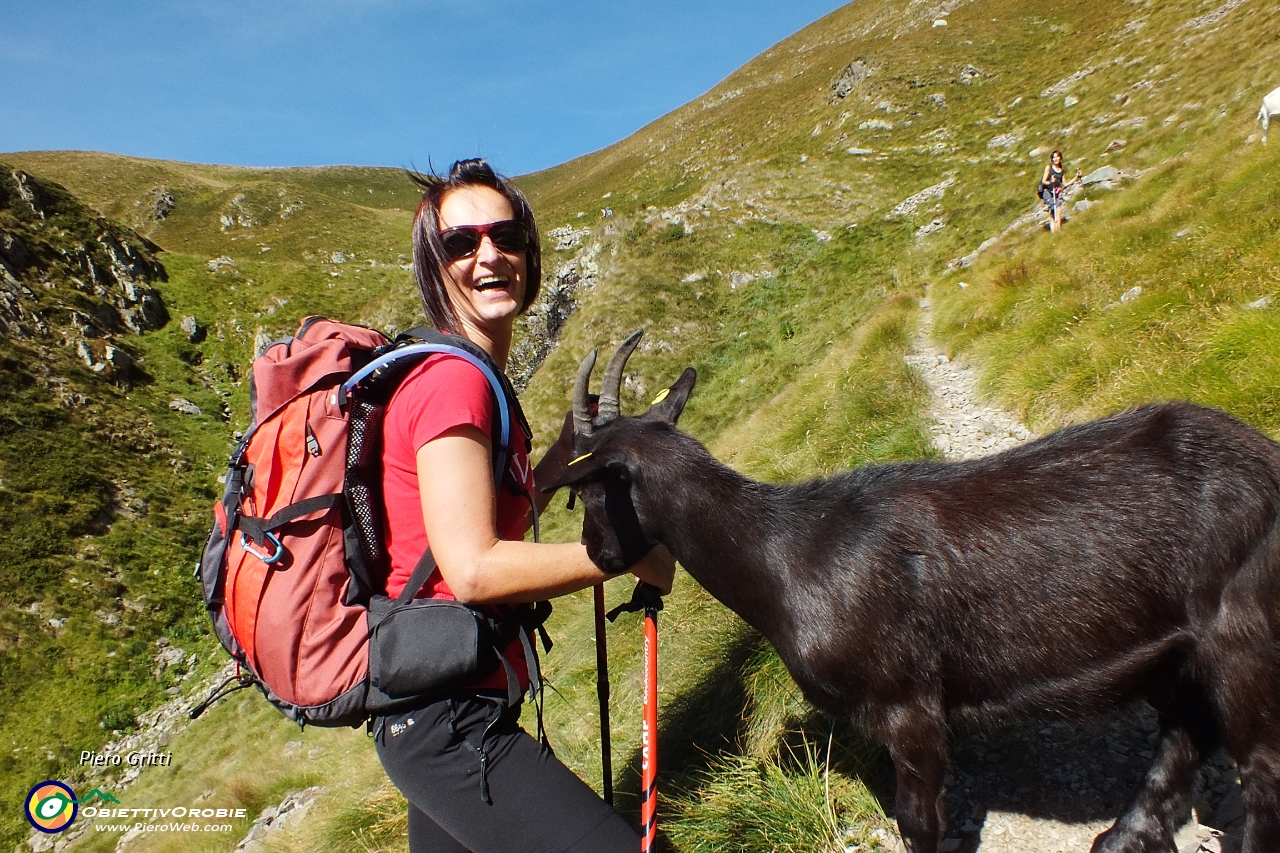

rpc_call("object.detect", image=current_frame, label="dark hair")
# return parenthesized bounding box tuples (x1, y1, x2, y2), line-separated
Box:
(1051, 150, 1063, 160)
(408, 159, 542, 333)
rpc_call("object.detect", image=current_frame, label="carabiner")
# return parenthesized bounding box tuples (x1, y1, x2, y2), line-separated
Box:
(240, 531, 284, 564)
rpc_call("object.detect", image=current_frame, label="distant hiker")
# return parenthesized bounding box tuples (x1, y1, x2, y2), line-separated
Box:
(1038, 150, 1082, 232)
(374, 157, 675, 853)
(1259, 86, 1280, 144)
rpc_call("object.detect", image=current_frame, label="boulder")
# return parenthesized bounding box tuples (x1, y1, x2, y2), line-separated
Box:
(1083, 166, 1121, 187)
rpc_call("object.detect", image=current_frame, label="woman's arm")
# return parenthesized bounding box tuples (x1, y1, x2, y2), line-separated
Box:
(418, 425, 675, 604)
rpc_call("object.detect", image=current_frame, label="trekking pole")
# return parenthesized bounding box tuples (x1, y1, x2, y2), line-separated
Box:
(594, 583, 614, 806)
(605, 582, 665, 852)
(638, 582, 662, 853)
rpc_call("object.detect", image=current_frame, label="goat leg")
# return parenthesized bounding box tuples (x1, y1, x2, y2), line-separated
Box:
(877, 703, 949, 853)
(1090, 712, 1204, 853)
(1239, 747, 1280, 853)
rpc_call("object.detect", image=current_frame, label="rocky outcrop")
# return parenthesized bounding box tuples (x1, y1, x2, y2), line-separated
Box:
(507, 231, 603, 392)
(0, 165, 169, 383)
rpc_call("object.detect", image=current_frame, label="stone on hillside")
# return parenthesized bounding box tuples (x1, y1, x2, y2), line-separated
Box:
(1105, 139, 1127, 153)
(1073, 199, 1096, 213)
(180, 315, 205, 342)
(254, 327, 273, 358)
(859, 119, 894, 131)
(933, 19, 948, 27)
(1245, 296, 1272, 310)
(207, 256, 236, 272)
(547, 225, 590, 251)
(1120, 286, 1143, 304)
(955, 64, 984, 85)
(104, 345, 134, 372)
(170, 398, 202, 416)
(235, 787, 324, 853)
(830, 59, 869, 102)
(1082, 165, 1121, 187)
(929, 93, 948, 109)
(0, 229, 34, 273)
(147, 187, 175, 220)
(1064, 95, 1080, 108)
(916, 218, 946, 238)
(329, 251, 347, 264)
(888, 177, 955, 219)
(846, 147, 875, 156)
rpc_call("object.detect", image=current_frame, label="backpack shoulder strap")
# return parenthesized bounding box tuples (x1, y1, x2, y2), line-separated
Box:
(398, 327, 531, 446)
(343, 329, 525, 485)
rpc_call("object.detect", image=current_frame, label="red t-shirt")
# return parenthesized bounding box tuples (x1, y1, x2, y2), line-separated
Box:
(380, 352, 536, 691)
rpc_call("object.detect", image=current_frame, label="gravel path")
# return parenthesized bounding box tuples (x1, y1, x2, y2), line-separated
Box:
(885, 298, 1246, 853)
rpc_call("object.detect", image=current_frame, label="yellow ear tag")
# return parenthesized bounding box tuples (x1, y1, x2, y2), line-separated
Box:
(568, 453, 593, 466)
(651, 388, 671, 406)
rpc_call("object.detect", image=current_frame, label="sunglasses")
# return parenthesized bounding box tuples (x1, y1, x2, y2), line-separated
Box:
(438, 219, 530, 261)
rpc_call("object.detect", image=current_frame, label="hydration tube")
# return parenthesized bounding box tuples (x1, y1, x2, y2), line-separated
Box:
(341, 343, 512, 483)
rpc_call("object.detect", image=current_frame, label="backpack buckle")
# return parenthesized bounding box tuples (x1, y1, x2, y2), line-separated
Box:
(241, 531, 284, 564)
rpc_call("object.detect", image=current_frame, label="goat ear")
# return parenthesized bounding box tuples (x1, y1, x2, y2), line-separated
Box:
(645, 367, 696, 425)
(540, 450, 610, 493)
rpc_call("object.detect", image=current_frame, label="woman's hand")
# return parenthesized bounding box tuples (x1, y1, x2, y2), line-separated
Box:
(630, 544, 676, 595)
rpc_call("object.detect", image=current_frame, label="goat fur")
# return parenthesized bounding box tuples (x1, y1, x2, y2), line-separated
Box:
(1259, 86, 1280, 144)
(549, 362, 1280, 853)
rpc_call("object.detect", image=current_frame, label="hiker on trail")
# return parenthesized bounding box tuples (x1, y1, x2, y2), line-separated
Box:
(373, 157, 675, 853)
(1038, 149, 1082, 232)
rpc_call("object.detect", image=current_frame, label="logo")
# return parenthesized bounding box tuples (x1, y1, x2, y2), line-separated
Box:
(24, 781, 77, 834)
(24, 783, 121, 834)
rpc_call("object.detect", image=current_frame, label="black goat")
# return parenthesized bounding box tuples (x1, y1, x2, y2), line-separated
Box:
(547, 334, 1280, 853)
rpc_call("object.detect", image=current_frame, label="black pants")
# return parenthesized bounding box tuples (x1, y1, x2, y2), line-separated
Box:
(374, 693, 638, 853)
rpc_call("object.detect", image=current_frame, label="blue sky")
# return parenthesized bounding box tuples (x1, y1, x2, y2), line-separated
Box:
(1, 1, 846, 176)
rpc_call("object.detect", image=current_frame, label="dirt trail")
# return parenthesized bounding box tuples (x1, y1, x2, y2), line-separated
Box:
(887, 298, 1243, 853)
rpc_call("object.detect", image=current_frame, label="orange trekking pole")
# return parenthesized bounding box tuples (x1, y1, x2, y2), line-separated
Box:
(607, 581, 664, 852)
(639, 583, 662, 853)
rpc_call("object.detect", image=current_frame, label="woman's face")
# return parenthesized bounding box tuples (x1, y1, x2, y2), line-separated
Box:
(1052, 152, 1063, 165)
(437, 185, 527, 339)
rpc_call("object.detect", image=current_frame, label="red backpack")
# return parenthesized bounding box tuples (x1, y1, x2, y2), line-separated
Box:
(195, 316, 529, 727)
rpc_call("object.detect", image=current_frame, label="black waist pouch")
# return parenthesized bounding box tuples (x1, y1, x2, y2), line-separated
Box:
(366, 595, 500, 700)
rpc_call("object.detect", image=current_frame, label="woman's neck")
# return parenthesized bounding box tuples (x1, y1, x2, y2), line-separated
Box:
(456, 320, 512, 370)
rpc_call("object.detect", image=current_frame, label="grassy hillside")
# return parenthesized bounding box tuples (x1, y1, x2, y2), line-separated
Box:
(4, 0, 1278, 849)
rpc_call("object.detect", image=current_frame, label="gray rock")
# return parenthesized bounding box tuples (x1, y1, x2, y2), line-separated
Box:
(180, 315, 204, 342)
(830, 60, 869, 102)
(169, 398, 203, 416)
(1083, 166, 1121, 187)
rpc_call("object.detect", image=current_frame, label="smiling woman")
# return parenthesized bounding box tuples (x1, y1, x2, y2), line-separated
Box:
(370, 158, 676, 853)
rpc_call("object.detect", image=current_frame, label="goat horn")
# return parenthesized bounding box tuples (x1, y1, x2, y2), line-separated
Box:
(573, 348, 598, 437)
(597, 329, 643, 424)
